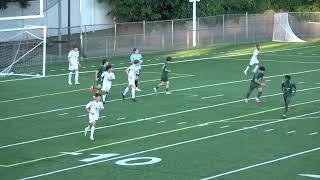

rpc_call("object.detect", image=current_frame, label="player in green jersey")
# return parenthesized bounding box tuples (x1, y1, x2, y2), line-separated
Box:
(245, 66, 266, 103)
(153, 57, 172, 95)
(281, 75, 296, 118)
(89, 59, 108, 93)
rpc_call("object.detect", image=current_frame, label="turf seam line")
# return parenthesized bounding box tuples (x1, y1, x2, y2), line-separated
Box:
(1, 86, 320, 150)
(18, 110, 320, 179)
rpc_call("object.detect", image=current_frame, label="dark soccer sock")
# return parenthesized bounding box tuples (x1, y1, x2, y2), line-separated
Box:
(257, 92, 262, 99)
(135, 80, 138, 87)
(166, 88, 169, 92)
(246, 91, 251, 98)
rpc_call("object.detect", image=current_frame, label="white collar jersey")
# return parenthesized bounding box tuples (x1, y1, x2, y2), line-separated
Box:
(68, 50, 79, 62)
(101, 71, 115, 85)
(86, 100, 104, 120)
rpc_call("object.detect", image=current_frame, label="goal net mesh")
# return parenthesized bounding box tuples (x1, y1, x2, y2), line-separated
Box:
(0, 27, 46, 77)
(273, 13, 305, 42)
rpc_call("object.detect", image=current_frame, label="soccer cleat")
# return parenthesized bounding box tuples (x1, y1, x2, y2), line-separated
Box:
(282, 114, 287, 119)
(243, 71, 247, 76)
(166, 91, 172, 95)
(103, 101, 106, 104)
(122, 94, 125, 100)
(68, 82, 72, 85)
(136, 88, 142, 92)
(84, 127, 88, 136)
(153, 88, 157, 93)
(75, 82, 80, 85)
(255, 98, 262, 103)
(244, 98, 249, 103)
(89, 85, 94, 92)
(90, 137, 95, 141)
(132, 98, 137, 102)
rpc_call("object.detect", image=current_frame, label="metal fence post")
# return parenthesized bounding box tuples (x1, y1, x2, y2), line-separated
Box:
(222, 14, 225, 40)
(171, 20, 174, 48)
(162, 34, 165, 49)
(187, 31, 190, 49)
(105, 38, 108, 57)
(246, 12, 248, 39)
(114, 23, 117, 53)
(143, 20, 146, 48)
(84, 25, 87, 54)
(197, 17, 200, 46)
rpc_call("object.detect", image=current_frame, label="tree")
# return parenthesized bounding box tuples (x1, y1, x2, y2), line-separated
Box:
(0, 0, 32, 9)
(99, 0, 320, 22)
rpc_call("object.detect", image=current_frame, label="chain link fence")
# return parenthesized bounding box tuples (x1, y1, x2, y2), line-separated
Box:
(45, 12, 320, 63)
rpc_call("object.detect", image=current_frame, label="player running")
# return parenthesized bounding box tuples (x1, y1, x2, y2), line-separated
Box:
(245, 66, 266, 103)
(153, 57, 172, 95)
(130, 48, 143, 91)
(100, 65, 115, 103)
(68, 46, 80, 85)
(243, 44, 260, 76)
(84, 93, 104, 141)
(281, 75, 296, 118)
(89, 59, 108, 93)
(122, 60, 139, 102)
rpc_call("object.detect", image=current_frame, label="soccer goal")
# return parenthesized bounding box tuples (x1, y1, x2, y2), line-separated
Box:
(0, 26, 46, 77)
(272, 13, 305, 42)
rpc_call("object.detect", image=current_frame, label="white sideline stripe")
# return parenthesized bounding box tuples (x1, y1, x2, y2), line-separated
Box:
(201, 94, 224, 100)
(264, 129, 274, 132)
(157, 121, 166, 124)
(201, 147, 320, 180)
(0, 74, 194, 104)
(19, 111, 320, 180)
(287, 131, 296, 134)
(190, 94, 199, 97)
(308, 132, 318, 136)
(1, 87, 320, 149)
(178, 122, 187, 125)
(220, 126, 230, 129)
(77, 114, 87, 117)
(57, 113, 68, 116)
(2, 44, 319, 83)
(298, 174, 320, 178)
(298, 82, 306, 84)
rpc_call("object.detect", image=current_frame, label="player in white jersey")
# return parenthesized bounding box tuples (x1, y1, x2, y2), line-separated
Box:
(122, 60, 139, 102)
(100, 65, 115, 103)
(130, 48, 143, 91)
(68, 46, 81, 85)
(243, 44, 260, 76)
(84, 93, 104, 141)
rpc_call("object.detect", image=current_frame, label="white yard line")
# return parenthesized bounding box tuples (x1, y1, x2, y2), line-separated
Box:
(19, 111, 320, 180)
(287, 131, 296, 134)
(201, 147, 320, 180)
(1, 88, 319, 150)
(77, 114, 87, 117)
(157, 121, 166, 124)
(220, 125, 230, 129)
(201, 94, 224, 100)
(178, 122, 187, 125)
(309, 132, 318, 136)
(57, 113, 68, 116)
(264, 129, 274, 132)
(2, 44, 319, 83)
(0, 74, 194, 104)
(116, 117, 126, 121)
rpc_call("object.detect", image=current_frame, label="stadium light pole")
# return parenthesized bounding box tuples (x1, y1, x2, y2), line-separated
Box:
(189, 0, 200, 47)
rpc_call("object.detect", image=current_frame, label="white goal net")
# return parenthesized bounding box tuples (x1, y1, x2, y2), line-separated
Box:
(0, 26, 46, 77)
(273, 13, 305, 42)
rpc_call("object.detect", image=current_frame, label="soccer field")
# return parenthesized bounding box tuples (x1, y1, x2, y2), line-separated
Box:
(0, 40, 319, 180)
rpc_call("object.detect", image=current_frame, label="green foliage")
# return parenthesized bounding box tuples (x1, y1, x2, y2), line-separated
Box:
(100, 0, 320, 22)
(0, 0, 31, 9)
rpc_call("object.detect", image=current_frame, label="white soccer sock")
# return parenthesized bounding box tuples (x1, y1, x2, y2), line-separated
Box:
(75, 71, 79, 83)
(90, 126, 95, 139)
(68, 72, 73, 83)
(253, 65, 259, 73)
(123, 87, 129, 95)
(132, 88, 136, 99)
(102, 95, 106, 102)
(244, 66, 250, 72)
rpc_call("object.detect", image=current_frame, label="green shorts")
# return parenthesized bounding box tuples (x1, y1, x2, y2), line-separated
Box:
(249, 82, 261, 91)
(283, 95, 292, 103)
(161, 76, 168, 82)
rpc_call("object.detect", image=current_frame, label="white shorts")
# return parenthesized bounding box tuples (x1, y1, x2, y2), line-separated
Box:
(89, 115, 99, 123)
(128, 77, 136, 86)
(68, 62, 79, 71)
(101, 83, 111, 92)
(249, 58, 259, 66)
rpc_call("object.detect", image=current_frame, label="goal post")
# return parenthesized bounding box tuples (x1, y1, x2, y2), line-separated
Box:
(272, 13, 305, 42)
(0, 26, 46, 77)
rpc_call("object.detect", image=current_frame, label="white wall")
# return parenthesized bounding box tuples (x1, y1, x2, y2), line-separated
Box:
(0, 0, 114, 33)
